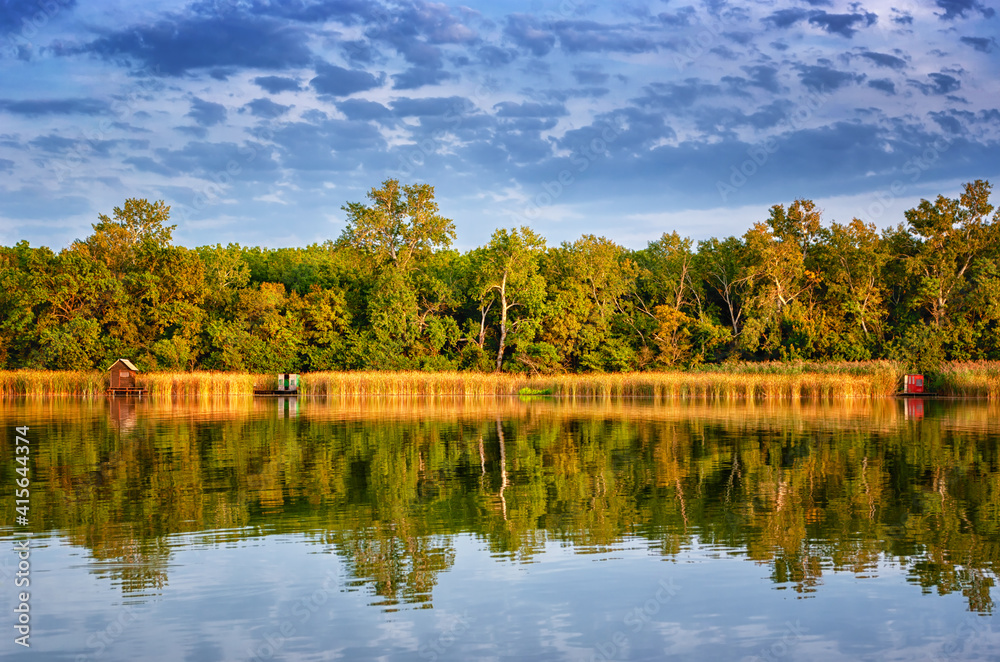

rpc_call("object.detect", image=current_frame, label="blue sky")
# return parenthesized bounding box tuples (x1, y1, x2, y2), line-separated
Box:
(1, 0, 998, 251)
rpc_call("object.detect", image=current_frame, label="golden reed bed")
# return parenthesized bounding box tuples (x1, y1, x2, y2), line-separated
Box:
(0, 361, 997, 399)
(3, 361, 997, 399)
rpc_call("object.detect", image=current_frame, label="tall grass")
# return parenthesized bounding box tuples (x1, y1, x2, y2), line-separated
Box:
(936, 362, 1000, 399)
(0, 370, 262, 398)
(537, 361, 904, 400)
(0, 370, 106, 397)
(286, 364, 906, 399)
(140, 372, 259, 398)
(9, 360, 1000, 400)
(299, 371, 527, 397)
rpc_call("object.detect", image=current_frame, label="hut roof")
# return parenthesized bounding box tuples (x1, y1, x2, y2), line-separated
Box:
(107, 358, 139, 372)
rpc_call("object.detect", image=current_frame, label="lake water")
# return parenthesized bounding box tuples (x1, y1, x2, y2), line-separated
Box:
(1, 396, 998, 661)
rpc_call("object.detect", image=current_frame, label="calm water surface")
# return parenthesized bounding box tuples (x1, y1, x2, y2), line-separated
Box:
(1, 396, 998, 661)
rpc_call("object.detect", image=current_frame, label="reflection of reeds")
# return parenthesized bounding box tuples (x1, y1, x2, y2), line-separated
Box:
(7, 387, 1000, 438)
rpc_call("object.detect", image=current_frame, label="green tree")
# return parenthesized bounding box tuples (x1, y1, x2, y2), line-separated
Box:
(903, 180, 999, 331)
(636, 232, 726, 366)
(203, 282, 303, 372)
(740, 221, 821, 358)
(339, 180, 459, 368)
(80, 198, 175, 276)
(0, 243, 59, 367)
(540, 235, 639, 371)
(197, 244, 251, 311)
(766, 199, 823, 262)
(66, 199, 205, 367)
(475, 227, 547, 371)
(813, 218, 890, 358)
(340, 179, 456, 271)
(696, 236, 748, 338)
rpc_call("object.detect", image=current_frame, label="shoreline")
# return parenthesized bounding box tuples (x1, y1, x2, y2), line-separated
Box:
(1, 362, 998, 399)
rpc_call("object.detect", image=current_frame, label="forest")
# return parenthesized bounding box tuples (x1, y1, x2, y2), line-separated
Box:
(1, 178, 998, 374)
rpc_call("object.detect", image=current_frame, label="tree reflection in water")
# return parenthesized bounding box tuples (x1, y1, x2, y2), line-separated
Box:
(3, 396, 997, 612)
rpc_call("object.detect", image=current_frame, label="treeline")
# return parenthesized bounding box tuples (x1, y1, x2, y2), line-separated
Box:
(2, 178, 999, 373)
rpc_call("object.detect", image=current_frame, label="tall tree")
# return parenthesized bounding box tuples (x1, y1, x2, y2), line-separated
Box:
(814, 218, 890, 356)
(340, 180, 458, 367)
(475, 227, 547, 371)
(767, 199, 823, 263)
(540, 235, 639, 371)
(696, 236, 748, 338)
(636, 232, 699, 313)
(340, 179, 456, 272)
(903, 179, 999, 330)
(740, 221, 821, 357)
(78, 198, 175, 277)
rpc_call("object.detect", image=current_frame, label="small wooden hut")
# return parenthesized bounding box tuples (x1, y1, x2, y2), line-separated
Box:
(107, 359, 145, 396)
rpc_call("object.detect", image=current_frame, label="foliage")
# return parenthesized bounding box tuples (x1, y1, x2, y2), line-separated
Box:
(2, 179, 999, 373)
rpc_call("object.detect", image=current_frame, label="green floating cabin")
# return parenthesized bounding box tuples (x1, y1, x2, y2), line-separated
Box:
(255, 373, 299, 396)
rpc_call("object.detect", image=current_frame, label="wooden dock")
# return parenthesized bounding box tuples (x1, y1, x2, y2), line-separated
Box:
(107, 387, 147, 397)
(253, 389, 298, 397)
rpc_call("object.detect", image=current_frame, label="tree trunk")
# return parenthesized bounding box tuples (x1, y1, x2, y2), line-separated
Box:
(477, 301, 491, 348)
(495, 273, 508, 371)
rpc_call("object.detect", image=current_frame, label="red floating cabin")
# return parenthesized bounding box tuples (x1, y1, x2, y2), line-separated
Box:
(902, 374, 924, 395)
